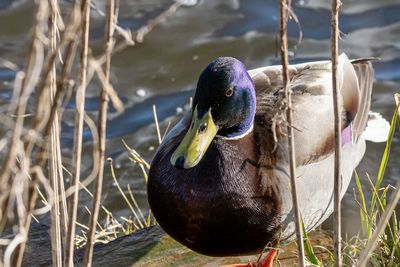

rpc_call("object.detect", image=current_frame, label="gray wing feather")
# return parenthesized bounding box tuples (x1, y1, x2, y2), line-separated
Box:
(248, 54, 373, 166)
(350, 60, 374, 141)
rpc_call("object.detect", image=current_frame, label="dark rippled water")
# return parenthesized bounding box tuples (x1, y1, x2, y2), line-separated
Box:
(0, 0, 399, 237)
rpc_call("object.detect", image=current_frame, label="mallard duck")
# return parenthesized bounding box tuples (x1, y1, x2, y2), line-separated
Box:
(147, 54, 374, 258)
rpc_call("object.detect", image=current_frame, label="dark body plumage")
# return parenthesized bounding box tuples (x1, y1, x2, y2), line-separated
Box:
(149, 129, 281, 256)
(148, 55, 374, 256)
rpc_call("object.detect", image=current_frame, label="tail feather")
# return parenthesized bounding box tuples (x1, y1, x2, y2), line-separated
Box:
(351, 59, 374, 141)
(362, 111, 390, 143)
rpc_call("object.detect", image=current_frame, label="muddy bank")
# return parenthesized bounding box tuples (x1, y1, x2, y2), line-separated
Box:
(19, 223, 332, 266)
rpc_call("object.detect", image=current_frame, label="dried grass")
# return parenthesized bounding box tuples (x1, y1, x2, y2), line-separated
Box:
(331, 0, 343, 266)
(279, 0, 305, 266)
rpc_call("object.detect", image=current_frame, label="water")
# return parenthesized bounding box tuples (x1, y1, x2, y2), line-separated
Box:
(0, 0, 399, 245)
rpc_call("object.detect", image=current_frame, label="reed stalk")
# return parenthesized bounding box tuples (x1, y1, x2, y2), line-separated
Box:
(83, 0, 115, 265)
(279, 0, 305, 266)
(1, 1, 183, 266)
(64, 0, 89, 266)
(0, 1, 46, 225)
(8, 1, 48, 265)
(152, 105, 162, 145)
(48, 1, 63, 265)
(331, 0, 342, 266)
(13, 4, 81, 261)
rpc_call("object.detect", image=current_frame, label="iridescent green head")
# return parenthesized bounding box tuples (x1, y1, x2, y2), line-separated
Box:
(171, 57, 256, 169)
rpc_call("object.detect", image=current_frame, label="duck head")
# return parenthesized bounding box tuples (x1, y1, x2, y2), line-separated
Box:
(171, 57, 256, 169)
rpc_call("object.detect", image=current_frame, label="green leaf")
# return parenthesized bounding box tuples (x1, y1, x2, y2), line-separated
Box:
(302, 220, 322, 266)
(371, 99, 399, 215)
(354, 171, 371, 238)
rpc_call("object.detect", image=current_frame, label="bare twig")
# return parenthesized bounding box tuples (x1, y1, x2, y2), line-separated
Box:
(135, 2, 181, 43)
(64, 112, 100, 198)
(89, 59, 124, 113)
(6, 8, 83, 264)
(23, 2, 81, 157)
(127, 184, 147, 226)
(7, 1, 49, 265)
(95, 1, 183, 63)
(13, 4, 82, 265)
(48, 1, 63, 265)
(279, 0, 305, 266)
(152, 105, 162, 144)
(64, 0, 89, 265)
(83, 0, 115, 265)
(0, 0, 46, 207)
(108, 159, 145, 228)
(0, 1, 186, 265)
(25, 24, 80, 168)
(331, 0, 342, 266)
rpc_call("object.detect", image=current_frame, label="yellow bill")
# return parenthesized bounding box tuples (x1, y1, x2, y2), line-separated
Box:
(171, 106, 218, 169)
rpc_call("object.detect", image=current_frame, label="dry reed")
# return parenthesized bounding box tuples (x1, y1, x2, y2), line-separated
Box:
(6, 1, 48, 265)
(0, 0, 180, 265)
(48, 1, 64, 266)
(64, 0, 89, 265)
(279, 0, 305, 266)
(83, 0, 115, 265)
(331, 0, 342, 266)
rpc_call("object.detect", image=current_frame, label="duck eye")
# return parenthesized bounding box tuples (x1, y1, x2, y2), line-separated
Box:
(225, 87, 234, 97)
(198, 122, 207, 134)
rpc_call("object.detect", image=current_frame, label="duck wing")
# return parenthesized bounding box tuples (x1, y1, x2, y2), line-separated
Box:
(248, 54, 373, 166)
(350, 58, 374, 141)
(248, 54, 373, 241)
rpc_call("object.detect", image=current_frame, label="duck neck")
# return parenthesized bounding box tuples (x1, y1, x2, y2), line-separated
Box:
(217, 107, 255, 140)
(217, 124, 254, 140)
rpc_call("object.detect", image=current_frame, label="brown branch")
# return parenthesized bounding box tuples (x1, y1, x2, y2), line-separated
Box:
(48, 1, 63, 265)
(5, 2, 48, 266)
(64, 0, 90, 266)
(94, 1, 182, 65)
(4, 1, 81, 266)
(22, 0, 81, 158)
(83, 0, 115, 265)
(279, 0, 305, 266)
(0, 0, 47, 207)
(331, 0, 342, 266)
(11, 0, 83, 263)
(135, 2, 181, 43)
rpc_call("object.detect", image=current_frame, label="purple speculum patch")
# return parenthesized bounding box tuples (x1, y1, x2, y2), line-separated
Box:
(341, 124, 352, 146)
